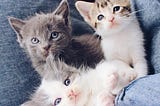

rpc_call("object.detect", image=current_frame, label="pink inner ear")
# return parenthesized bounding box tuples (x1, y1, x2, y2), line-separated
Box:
(76, 1, 94, 20)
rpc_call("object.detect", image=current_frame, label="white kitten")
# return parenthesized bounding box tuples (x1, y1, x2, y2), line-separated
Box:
(21, 60, 136, 106)
(61, 60, 136, 106)
(75, 0, 148, 77)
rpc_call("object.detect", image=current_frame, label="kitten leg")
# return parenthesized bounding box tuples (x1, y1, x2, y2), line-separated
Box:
(106, 60, 137, 94)
(96, 73, 118, 106)
(131, 48, 148, 78)
(96, 91, 115, 106)
(133, 58, 147, 78)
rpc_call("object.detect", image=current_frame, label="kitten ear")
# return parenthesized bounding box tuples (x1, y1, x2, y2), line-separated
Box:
(54, 0, 69, 25)
(8, 17, 25, 42)
(75, 1, 94, 23)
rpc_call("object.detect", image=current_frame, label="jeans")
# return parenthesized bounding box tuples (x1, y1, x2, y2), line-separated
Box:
(115, 73, 160, 106)
(0, 0, 160, 106)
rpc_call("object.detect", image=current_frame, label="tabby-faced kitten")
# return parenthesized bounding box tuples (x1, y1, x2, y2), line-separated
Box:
(76, 0, 148, 77)
(21, 60, 136, 106)
(8, 0, 103, 77)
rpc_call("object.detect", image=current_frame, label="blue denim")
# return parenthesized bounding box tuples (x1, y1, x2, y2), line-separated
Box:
(0, 0, 160, 106)
(115, 73, 160, 106)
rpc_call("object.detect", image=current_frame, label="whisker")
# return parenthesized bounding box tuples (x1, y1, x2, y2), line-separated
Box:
(129, 9, 146, 15)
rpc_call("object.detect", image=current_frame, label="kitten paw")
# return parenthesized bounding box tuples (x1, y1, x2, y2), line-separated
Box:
(122, 70, 137, 82)
(97, 92, 115, 106)
(106, 72, 119, 90)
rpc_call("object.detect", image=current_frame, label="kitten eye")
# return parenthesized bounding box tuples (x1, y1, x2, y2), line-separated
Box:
(113, 6, 121, 12)
(31, 37, 40, 44)
(51, 32, 60, 40)
(54, 98, 61, 106)
(97, 14, 104, 21)
(64, 78, 70, 86)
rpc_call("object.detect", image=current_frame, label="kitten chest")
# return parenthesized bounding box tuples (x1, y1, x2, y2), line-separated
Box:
(101, 35, 132, 63)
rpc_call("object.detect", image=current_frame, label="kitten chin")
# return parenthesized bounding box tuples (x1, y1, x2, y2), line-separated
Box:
(9, 0, 104, 77)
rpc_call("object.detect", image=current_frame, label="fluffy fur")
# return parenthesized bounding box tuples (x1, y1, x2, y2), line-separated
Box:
(21, 55, 80, 106)
(21, 60, 136, 106)
(8, 0, 103, 77)
(75, 0, 148, 77)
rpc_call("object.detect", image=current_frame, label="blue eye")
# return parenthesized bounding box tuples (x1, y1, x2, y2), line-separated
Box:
(54, 98, 61, 106)
(51, 32, 60, 40)
(31, 37, 39, 44)
(97, 14, 104, 21)
(64, 78, 70, 86)
(113, 6, 120, 12)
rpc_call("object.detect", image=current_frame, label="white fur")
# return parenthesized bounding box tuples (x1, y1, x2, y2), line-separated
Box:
(76, 0, 148, 78)
(99, 17, 147, 77)
(57, 61, 136, 106)
(31, 61, 136, 106)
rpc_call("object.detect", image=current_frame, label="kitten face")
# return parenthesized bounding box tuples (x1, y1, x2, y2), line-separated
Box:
(76, 0, 132, 35)
(22, 80, 68, 106)
(9, 0, 71, 61)
(21, 58, 82, 106)
(22, 60, 89, 106)
(34, 79, 90, 106)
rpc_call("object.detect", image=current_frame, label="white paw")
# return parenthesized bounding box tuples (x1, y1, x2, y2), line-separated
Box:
(97, 91, 115, 106)
(105, 72, 119, 90)
(122, 70, 137, 82)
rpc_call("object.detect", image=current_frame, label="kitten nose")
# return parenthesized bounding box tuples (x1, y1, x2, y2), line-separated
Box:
(109, 17, 115, 23)
(43, 45, 51, 51)
(68, 89, 80, 100)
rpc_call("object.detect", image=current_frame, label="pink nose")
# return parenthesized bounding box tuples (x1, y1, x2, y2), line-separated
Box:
(68, 90, 79, 100)
(109, 17, 115, 23)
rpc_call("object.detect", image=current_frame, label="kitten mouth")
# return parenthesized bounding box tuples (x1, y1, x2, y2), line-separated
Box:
(68, 90, 80, 105)
(109, 22, 118, 28)
(43, 51, 49, 57)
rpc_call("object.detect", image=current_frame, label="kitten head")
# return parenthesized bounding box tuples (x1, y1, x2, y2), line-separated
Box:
(21, 59, 89, 106)
(21, 59, 81, 106)
(21, 79, 68, 106)
(8, 0, 71, 61)
(76, 0, 132, 36)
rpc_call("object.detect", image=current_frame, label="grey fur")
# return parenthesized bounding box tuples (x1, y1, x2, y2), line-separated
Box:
(8, 0, 71, 76)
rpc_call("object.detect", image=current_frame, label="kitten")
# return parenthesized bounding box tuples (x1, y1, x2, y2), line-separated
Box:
(8, 0, 103, 77)
(21, 60, 136, 106)
(75, 0, 148, 77)
(21, 55, 80, 106)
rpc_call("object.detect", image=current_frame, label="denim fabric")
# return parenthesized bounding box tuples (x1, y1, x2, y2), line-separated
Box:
(131, 0, 160, 74)
(0, 1, 42, 106)
(115, 73, 160, 106)
(0, 0, 160, 106)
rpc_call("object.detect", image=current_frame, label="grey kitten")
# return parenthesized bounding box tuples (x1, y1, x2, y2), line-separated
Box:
(8, 0, 103, 77)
